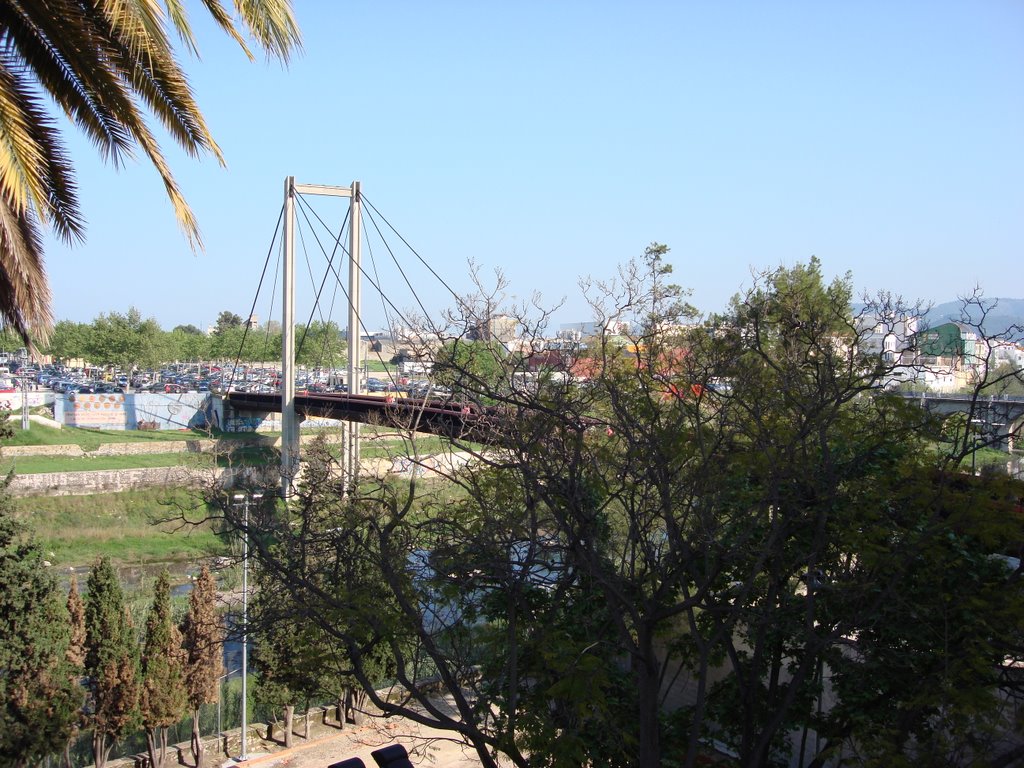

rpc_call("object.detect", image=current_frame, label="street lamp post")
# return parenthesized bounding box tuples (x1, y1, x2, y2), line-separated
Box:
(970, 417, 985, 476)
(232, 491, 263, 762)
(17, 348, 28, 431)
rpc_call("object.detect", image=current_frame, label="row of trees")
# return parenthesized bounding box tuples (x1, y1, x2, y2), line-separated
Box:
(1, 310, 346, 373)
(0, 483, 224, 768)
(222, 253, 1024, 767)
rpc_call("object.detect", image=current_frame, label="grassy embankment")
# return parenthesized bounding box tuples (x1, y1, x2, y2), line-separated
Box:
(5, 424, 252, 566)
(5, 422, 474, 567)
(2, 423, 465, 474)
(14, 487, 226, 566)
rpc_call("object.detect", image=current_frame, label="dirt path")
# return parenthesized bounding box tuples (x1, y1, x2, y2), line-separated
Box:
(217, 711, 493, 768)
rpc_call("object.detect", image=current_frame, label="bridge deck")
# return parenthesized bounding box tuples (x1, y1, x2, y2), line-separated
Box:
(224, 391, 499, 442)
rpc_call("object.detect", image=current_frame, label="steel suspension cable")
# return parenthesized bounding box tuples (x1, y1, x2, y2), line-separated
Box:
(361, 194, 467, 310)
(228, 204, 285, 392)
(294, 194, 351, 363)
(296, 196, 421, 337)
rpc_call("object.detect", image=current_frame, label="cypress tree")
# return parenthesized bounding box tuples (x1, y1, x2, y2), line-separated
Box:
(141, 571, 188, 768)
(85, 558, 140, 768)
(0, 482, 81, 768)
(63, 577, 87, 768)
(181, 565, 223, 768)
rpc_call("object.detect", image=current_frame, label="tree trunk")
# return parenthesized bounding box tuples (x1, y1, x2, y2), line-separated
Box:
(283, 705, 294, 748)
(145, 726, 172, 768)
(349, 689, 367, 726)
(336, 694, 346, 729)
(146, 728, 159, 768)
(634, 650, 662, 768)
(304, 707, 310, 739)
(93, 731, 111, 768)
(191, 709, 205, 768)
(160, 726, 169, 768)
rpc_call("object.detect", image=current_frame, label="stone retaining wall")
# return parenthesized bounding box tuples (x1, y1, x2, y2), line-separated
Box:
(1, 433, 344, 458)
(7, 465, 278, 497)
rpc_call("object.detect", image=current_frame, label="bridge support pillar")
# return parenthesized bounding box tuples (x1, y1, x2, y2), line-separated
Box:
(281, 178, 362, 497)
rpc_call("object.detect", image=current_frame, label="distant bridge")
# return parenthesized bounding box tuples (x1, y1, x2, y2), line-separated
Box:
(223, 391, 500, 444)
(895, 392, 1024, 451)
(225, 389, 1023, 454)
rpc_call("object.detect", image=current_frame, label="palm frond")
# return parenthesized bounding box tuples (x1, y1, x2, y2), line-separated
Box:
(0, 60, 84, 243)
(191, 0, 254, 60)
(0, 0, 138, 165)
(233, 0, 302, 62)
(0, 194, 52, 349)
(0, 0, 301, 347)
(127, 108, 204, 250)
(162, 0, 202, 57)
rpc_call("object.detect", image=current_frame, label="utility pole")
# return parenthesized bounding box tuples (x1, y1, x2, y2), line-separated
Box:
(233, 491, 262, 762)
(17, 347, 28, 431)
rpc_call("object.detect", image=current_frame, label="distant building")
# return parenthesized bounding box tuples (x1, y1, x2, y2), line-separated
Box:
(558, 319, 630, 340)
(990, 339, 1024, 369)
(910, 322, 981, 391)
(855, 313, 920, 364)
(469, 314, 519, 348)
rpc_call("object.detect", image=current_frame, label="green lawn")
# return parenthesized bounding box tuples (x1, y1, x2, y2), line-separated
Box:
(1, 444, 276, 474)
(4, 422, 223, 449)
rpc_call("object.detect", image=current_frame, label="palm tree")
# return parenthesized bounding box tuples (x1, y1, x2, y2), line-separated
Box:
(0, 0, 301, 347)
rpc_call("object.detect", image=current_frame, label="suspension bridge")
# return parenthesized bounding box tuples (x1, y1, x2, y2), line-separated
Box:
(218, 177, 485, 496)
(216, 178, 1024, 497)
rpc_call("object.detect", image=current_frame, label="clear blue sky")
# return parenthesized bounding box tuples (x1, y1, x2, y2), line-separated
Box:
(43, 0, 1024, 334)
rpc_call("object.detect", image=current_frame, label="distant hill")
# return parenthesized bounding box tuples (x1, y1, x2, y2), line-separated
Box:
(923, 298, 1024, 337)
(853, 298, 1024, 338)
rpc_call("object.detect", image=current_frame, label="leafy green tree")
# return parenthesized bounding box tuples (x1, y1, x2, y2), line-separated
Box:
(296, 321, 346, 369)
(209, 322, 280, 363)
(214, 312, 245, 335)
(84, 557, 140, 768)
(252, 622, 301, 747)
(240, 253, 1024, 768)
(141, 571, 187, 768)
(0, 0, 300, 347)
(245, 438, 398, 734)
(981, 362, 1024, 396)
(45, 320, 90, 363)
(180, 565, 223, 768)
(86, 307, 165, 371)
(0, 479, 81, 768)
(167, 326, 211, 364)
(0, 328, 26, 353)
(431, 338, 508, 397)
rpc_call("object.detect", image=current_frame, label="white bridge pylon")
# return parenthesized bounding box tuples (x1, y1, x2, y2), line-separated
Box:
(281, 178, 362, 497)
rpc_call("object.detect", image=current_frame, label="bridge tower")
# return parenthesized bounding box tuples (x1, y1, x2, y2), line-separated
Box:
(281, 178, 362, 497)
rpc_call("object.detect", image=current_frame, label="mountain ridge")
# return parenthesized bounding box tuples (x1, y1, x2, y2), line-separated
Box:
(853, 297, 1023, 338)
(923, 297, 1024, 337)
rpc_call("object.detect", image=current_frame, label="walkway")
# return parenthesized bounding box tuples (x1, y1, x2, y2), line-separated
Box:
(218, 708, 496, 768)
